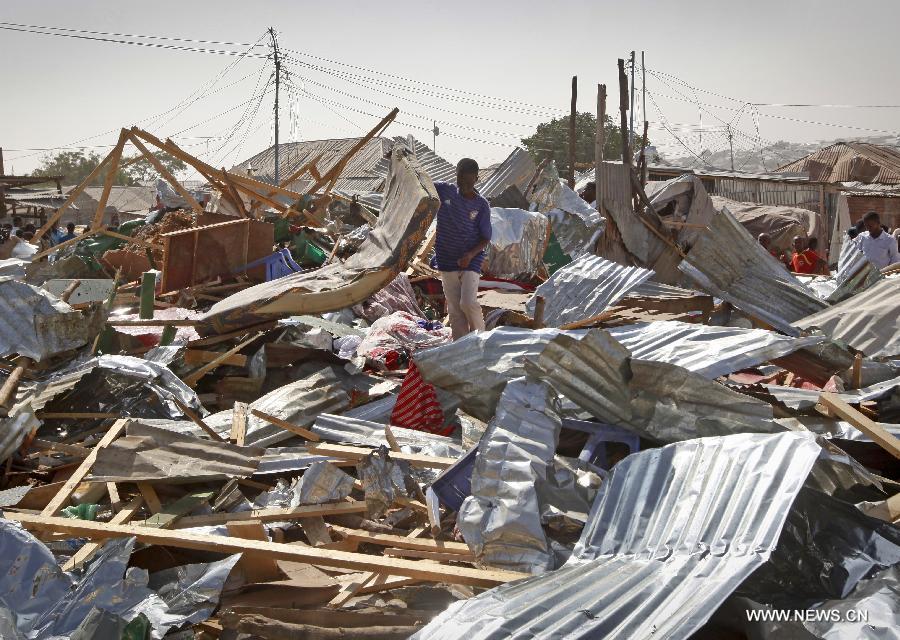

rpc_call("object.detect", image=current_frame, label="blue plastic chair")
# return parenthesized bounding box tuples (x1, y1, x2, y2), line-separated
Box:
(430, 447, 478, 512)
(236, 248, 303, 281)
(562, 419, 641, 471)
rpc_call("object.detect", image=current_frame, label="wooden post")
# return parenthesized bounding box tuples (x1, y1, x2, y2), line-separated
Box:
(618, 60, 631, 166)
(595, 84, 607, 216)
(128, 133, 203, 214)
(532, 295, 546, 329)
(139, 271, 156, 320)
(91, 130, 128, 229)
(638, 120, 650, 190)
(0, 357, 31, 408)
(568, 76, 577, 189)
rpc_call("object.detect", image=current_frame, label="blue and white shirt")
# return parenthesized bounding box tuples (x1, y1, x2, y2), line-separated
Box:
(432, 182, 492, 273)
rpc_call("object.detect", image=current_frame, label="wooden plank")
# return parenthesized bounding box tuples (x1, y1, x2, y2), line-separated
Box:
(129, 133, 204, 213)
(228, 519, 282, 582)
(308, 444, 455, 470)
(0, 357, 31, 408)
(299, 516, 332, 546)
(384, 548, 475, 563)
(27, 438, 90, 459)
(250, 409, 320, 442)
(91, 132, 128, 229)
(172, 502, 368, 529)
(10, 513, 525, 587)
(141, 490, 215, 529)
(170, 396, 225, 442)
(107, 318, 199, 327)
(329, 526, 472, 555)
(107, 482, 121, 511)
(327, 572, 378, 609)
(61, 495, 143, 571)
(384, 424, 401, 452)
(137, 482, 163, 513)
(819, 393, 900, 460)
(35, 412, 119, 420)
(231, 401, 249, 446)
(40, 419, 130, 516)
(100, 229, 159, 251)
(185, 350, 248, 367)
(182, 332, 260, 388)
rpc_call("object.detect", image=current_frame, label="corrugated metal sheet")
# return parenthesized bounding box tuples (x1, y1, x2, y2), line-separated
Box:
(458, 378, 560, 574)
(371, 136, 456, 185)
(0, 278, 104, 362)
(311, 413, 462, 453)
(826, 236, 881, 302)
(525, 255, 652, 327)
(527, 329, 777, 443)
(679, 207, 828, 334)
(776, 142, 900, 184)
(0, 409, 39, 464)
(760, 373, 900, 411)
(794, 277, 900, 358)
(477, 148, 536, 200)
(414, 327, 571, 422)
(606, 320, 825, 379)
(413, 431, 821, 640)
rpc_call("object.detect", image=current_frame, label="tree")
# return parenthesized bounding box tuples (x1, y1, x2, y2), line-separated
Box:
(521, 112, 648, 177)
(126, 151, 187, 184)
(31, 149, 187, 186)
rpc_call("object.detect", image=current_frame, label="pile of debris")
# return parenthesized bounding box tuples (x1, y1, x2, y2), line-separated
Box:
(1, 113, 898, 640)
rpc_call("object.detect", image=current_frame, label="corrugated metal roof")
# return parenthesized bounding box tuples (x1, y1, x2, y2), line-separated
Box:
(0, 278, 101, 362)
(525, 255, 653, 327)
(476, 148, 536, 199)
(794, 277, 900, 359)
(527, 329, 778, 443)
(413, 431, 821, 640)
(606, 321, 825, 379)
(775, 142, 900, 185)
(371, 137, 456, 185)
(678, 207, 828, 334)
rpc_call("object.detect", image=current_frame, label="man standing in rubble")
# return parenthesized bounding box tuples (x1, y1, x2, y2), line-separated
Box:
(432, 158, 492, 340)
(855, 211, 900, 269)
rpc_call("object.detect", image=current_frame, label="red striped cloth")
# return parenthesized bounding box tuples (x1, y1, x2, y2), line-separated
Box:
(390, 362, 451, 436)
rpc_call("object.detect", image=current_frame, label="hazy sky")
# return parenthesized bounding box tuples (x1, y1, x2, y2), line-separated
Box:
(3, 0, 900, 179)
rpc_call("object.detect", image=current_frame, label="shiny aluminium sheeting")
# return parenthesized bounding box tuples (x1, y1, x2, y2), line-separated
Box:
(412, 431, 821, 640)
(679, 206, 828, 335)
(525, 255, 653, 327)
(483, 208, 548, 280)
(0, 277, 106, 362)
(827, 235, 881, 303)
(606, 320, 825, 379)
(476, 147, 536, 200)
(794, 277, 900, 359)
(527, 329, 778, 443)
(457, 378, 561, 574)
(200, 146, 440, 334)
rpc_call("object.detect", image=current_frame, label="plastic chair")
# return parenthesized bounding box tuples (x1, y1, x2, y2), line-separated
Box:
(562, 419, 640, 471)
(236, 248, 303, 281)
(430, 447, 478, 512)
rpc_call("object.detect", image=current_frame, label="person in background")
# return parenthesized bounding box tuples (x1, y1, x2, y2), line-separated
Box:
(855, 211, 900, 269)
(432, 158, 492, 341)
(758, 233, 788, 267)
(59, 222, 78, 242)
(11, 216, 23, 235)
(805, 237, 828, 274)
(790, 235, 819, 274)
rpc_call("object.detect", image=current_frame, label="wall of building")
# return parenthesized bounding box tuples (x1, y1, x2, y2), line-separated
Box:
(847, 195, 900, 228)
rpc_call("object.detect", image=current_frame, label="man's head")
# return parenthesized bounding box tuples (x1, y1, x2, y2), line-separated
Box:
(23, 224, 35, 234)
(581, 181, 596, 203)
(863, 211, 882, 237)
(757, 233, 771, 249)
(807, 237, 818, 252)
(66, 222, 75, 233)
(456, 158, 479, 196)
(792, 235, 806, 252)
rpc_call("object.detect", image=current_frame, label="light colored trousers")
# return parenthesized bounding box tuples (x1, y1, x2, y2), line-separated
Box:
(440, 270, 484, 340)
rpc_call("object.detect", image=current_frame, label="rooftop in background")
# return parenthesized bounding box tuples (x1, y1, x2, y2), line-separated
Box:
(774, 142, 900, 185)
(231, 136, 455, 194)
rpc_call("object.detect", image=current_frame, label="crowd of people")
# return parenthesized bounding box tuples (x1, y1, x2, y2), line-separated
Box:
(0, 215, 82, 260)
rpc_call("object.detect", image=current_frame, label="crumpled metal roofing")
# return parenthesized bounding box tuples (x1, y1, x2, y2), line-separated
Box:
(679, 207, 828, 334)
(412, 431, 821, 640)
(525, 255, 652, 327)
(312, 413, 464, 457)
(458, 378, 561, 574)
(760, 373, 900, 411)
(414, 326, 573, 422)
(527, 329, 777, 443)
(827, 235, 881, 303)
(371, 136, 457, 185)
(0, 277, 105, 362)
(794, 277, 900, 359)
(484, 208, 548, 280)
(775, 141, 900, 184)
(0, 409, 39, 466)
(476, 147, 536, 200)
(606, 320, 825, 379)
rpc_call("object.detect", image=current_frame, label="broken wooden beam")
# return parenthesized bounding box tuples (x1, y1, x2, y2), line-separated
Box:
(9, 513, 526, 587)
(308, 444, 456, 470)
(819, 393, 900, 460)
(250, 409, 320, 441)
(172, 502, 368, 529)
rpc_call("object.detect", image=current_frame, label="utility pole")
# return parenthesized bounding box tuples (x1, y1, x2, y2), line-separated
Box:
(595, 84, 606, 216)
(629, 51, 636, 148)
(727, 124, 735, 171)
(568, 76, 577, 188)
(641, 51, 646, 142)
(268, 27, 281, 185)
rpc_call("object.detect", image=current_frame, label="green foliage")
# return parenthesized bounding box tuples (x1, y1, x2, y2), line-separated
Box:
(521, 112, 648, 177)
(31, 150, 186, 186)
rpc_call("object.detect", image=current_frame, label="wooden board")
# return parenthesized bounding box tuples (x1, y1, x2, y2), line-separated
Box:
(250, 409, 320, 441)
(330, 526, 472, 555)
(172, 502, 368, 529)
(308, 444, 456, 470)
(820, 393, 900, 460)
(9, 513, 527, 587)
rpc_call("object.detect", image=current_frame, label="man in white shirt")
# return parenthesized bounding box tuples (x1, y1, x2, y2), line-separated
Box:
(856, 211, 900, 270)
